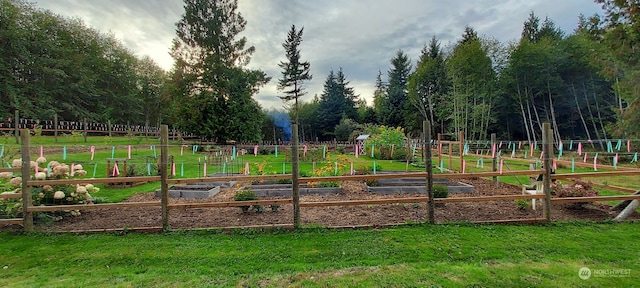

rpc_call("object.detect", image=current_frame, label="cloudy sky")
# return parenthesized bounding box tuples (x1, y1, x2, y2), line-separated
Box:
(35, 0, 603, 109)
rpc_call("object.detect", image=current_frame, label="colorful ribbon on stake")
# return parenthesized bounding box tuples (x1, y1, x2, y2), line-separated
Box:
(593, 153, 598, 171)
(128, 145, 131, 159)
(112, 162, 120, 177)
(92, 163, 97, 177)
(578, 142, 582, 155)
(90, 146, 95, 160)
(631, 152, 638, 163)
(63, 146, 67, 160)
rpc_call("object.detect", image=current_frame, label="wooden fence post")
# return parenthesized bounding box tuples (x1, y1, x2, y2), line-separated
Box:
(14, 110, 19, 144)
(542, 123, 553, 221)
(54, 114, 58, 143)
(448, 140, 453, 170)
(160, 125, 169, 231)
(21, 129, 33, 231)
(459, 131, 464, 171)
(292, 123, 300, 229)
(83, 118, 88, 143)
(108, 120, 112, 138)
(425, 121, 434, 224)
(437, 133, 442, 168)
(491, 133, 497, 186)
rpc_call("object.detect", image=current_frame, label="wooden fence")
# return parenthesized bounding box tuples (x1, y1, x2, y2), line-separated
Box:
(3, 124, 640, 232)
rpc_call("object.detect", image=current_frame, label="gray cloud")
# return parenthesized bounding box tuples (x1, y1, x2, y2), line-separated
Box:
(36, 0, 603, 109)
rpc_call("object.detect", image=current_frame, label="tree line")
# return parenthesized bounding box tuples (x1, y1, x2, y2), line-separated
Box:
(1, 0, 638, 144)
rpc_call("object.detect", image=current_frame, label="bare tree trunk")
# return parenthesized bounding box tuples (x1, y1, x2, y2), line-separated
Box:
(484, 98, 492, 141)
(583, 83, 601, 149)
(571, 83, 592, 141)
(472, 96, 477, 141)
(526, 97, 538, 143)
(547, 78, 561, 145)
(592, 86, 608, 142)
(519, 99, 532, 144)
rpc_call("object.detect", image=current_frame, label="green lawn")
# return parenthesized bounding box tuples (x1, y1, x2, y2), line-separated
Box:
(0, 222, 637, 287)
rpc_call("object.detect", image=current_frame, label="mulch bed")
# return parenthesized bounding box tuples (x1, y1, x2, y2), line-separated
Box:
(3, 178, 638, 232)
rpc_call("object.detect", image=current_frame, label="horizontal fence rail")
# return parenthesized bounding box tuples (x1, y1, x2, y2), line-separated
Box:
(4, 124, 639, 232)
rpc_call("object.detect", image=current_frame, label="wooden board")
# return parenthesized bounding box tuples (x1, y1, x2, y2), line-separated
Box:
(28, 201, 161, 212)
(168, 199, 293, 210)
(0, 218, 23, 226)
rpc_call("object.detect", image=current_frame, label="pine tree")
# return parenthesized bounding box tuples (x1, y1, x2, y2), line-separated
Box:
(169, 0, 269, 143)
(373, 69, 387, 124)
(384, 50, 412, 128)
(278, 24, 312, 124)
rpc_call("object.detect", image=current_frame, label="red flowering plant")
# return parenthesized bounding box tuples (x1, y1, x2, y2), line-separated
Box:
(551, 180, 598, 209)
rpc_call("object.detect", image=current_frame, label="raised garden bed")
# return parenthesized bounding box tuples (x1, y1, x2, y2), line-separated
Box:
(155, 183, 221, 199)
(241, 184, 341, 197)
(365, 171, 474, 194)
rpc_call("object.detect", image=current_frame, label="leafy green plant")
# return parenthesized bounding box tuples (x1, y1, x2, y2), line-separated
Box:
(515, 199, 530, 210)
(234, 190, 259, 213)
(269, 204, 280, 212)
(318, 181, 340, 188)
(433, 184, 448, 207)
(363, 125, 406, 160)
(433, 184, 448, 198)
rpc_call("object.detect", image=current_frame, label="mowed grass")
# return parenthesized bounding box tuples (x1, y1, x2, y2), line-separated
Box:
(1, 222, 638, 287)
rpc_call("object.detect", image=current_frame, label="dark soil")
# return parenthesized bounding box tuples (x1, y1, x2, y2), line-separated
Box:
(10, 177, 634, 232)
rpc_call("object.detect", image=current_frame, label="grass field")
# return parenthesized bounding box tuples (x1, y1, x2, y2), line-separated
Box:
(0, 222, 638, 287)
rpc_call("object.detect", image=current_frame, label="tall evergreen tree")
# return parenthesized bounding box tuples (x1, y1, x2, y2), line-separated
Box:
(383, 50, 412, 128)
(169, 0, 269, 143)
(372, 69, 387, 124)
(278, 24, 312, 124)
(317, 68, 358, 139)
(335, 68, 358, 121)
(408, 37, 449, 136)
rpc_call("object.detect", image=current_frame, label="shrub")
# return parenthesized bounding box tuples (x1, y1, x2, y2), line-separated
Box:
(0, 158, 98, 221)
(234, 190, 259, 213)
(551, 180, 598, 209)
(515, 199, 530, 210)
(433, 184, 448, 198)
(368, 163, 382, 173)
(363, 125, 406, 160)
